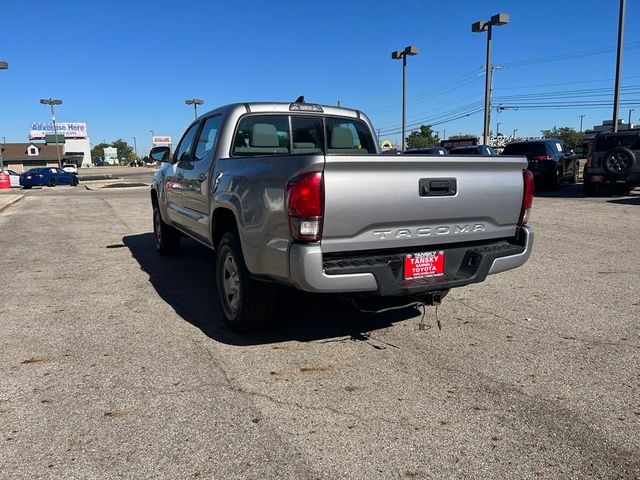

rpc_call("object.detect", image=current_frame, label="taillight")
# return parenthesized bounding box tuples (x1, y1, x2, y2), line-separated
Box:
(287, 171, 323, 241)
(531, 155, 552, 161)
(518, 170, 534, 226)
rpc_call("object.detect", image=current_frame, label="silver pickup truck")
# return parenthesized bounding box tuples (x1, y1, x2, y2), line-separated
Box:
(150, 101, 534, 332)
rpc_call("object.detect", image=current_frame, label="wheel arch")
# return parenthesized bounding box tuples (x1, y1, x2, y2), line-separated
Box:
(211, 207, 240, 251)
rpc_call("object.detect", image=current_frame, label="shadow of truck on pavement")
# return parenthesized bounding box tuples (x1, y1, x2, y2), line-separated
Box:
(122, 233, 417, 346)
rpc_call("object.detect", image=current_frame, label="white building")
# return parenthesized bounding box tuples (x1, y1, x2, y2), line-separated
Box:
(29, 121, 92, 167)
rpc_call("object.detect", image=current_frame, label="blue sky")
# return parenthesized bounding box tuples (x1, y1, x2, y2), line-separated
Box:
(1, 0, 639, 153)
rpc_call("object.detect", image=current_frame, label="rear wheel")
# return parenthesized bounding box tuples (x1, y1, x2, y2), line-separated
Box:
(153, 204, 180, 256)
(215, 232, 275, 333)
(550, 167, 562, 191)
(48, 178, 56, 187)
(569, 162, 579, 184)
(71, 177, 79, 187)
(22, 186, 31, 190)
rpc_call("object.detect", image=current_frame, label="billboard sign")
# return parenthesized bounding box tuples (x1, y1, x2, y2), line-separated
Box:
(103, 147, 118, 164)
(152, 136, 171, 146)
(30, 122, 88, 139)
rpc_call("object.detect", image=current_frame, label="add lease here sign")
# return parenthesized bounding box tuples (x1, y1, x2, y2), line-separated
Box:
(404, 251, 445, 279)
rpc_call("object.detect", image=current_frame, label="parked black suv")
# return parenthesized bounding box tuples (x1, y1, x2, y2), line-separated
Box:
(583, 130, 640, 196)
(502, 139, 579, 190)
(449, 145, 497, 156)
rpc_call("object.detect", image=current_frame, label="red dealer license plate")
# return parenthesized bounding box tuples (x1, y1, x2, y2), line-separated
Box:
(404, 251, 445, 280)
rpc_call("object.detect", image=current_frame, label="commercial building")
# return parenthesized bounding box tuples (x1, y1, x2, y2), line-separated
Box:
(0, 143, 64, 173)
(29, 121, 92, 168)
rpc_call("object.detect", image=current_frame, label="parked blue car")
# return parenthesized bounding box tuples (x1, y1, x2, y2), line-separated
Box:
(20, 167, 79, 189)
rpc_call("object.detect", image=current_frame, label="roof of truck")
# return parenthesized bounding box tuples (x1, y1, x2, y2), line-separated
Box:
(201, 102, 364, 120)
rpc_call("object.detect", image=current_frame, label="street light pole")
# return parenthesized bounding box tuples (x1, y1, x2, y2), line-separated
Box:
(512, 128, 518, 138)
(628, 109, 635, 126)
(612, 0, 626, 133)
(579, 114, 586, 132)
(392, 45, 419, 152)
(185, 98, 204, 120)
(496, 122, 502, 137)
(40, 98, 63, 168)
(473, 13, 509, 145)
(132, 137, 138, 160)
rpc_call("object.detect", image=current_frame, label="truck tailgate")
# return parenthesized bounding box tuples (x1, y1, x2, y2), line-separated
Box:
(321, 154, 527, 254)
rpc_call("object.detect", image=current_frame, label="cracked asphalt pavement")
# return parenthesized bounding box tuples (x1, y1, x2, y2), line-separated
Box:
(0, 183, 638, 479)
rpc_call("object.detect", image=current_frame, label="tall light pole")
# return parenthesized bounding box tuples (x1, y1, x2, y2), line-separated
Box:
(392, 45, 419, 152)
(185, 98, 204, 119)
(472, 13, 509, 145)
(0, 61, 7, 171)
(628, 109, 635, 126)
(496, 122, 502, 137)
(512, 128, 518, 138)
(40, 98, 63, 168)
(132, 136, 138, 161)
(612, 0, 626, 133)
(579, 114, 586, 132)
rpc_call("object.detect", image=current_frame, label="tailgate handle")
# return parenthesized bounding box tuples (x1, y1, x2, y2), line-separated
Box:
(419, 178, 457, 196)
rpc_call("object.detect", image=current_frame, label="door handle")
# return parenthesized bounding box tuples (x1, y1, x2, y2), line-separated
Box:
(197, 172, 208, 182)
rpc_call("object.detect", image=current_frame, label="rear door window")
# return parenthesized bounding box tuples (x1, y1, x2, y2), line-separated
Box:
(595, 134, 640, 151)
(233, 115, 290, 156)
(292, 116, 324, 154)
(503, 142, 547, 156)
(325, 118, 376, 154)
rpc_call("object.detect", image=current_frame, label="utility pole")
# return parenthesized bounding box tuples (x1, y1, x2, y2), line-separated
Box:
(579, 114, 586, 132)
(132, 137, 138, 161)
(612, 0, 626, 133)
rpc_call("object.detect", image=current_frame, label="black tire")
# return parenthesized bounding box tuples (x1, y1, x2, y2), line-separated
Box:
(550, 166, 562, 191)
(22, 186, 31, 190)
(583, 175, 597, 196)
(215, 232, 275, 333)
(71, 177, 79, 187)
(48, 178, 56, 187)
(603, 147, 635, 177)
(153, 204, 180, 256)
(569, 162, 579, 184)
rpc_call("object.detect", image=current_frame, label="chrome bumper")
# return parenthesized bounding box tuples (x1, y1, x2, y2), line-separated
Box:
(488, 225, 534, 275)
(289, 244, 378, 293)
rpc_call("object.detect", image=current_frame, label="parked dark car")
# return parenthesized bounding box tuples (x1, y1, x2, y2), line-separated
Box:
(583, 130, 640, 196)
(449, 145, 497, 156)
(502, 139, 579, 190)
(19, 167, 79, 189)
(404, 146, 448, 155)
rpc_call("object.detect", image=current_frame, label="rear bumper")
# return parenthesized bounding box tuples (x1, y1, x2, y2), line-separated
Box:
(585, 168, 640, 184)
(288, 226, 534, 294)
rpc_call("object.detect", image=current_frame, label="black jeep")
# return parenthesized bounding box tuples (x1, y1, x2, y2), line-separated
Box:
(584, 131, 640, 196)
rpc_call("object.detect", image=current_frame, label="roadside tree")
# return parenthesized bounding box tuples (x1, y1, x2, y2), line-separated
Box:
(90, 143, 110, 163)
(406, 125, 439, 148)
(541, 126, 583, 150)
(112, 139, 136, 164)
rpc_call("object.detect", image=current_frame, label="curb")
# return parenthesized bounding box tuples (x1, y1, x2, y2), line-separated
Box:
(0, 195, 25, 214)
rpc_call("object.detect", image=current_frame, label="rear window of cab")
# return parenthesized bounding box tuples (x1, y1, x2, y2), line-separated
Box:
(232, 114, 376, 156)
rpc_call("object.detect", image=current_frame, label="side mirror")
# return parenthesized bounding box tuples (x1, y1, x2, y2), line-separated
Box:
(150, 146, 171, 163)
